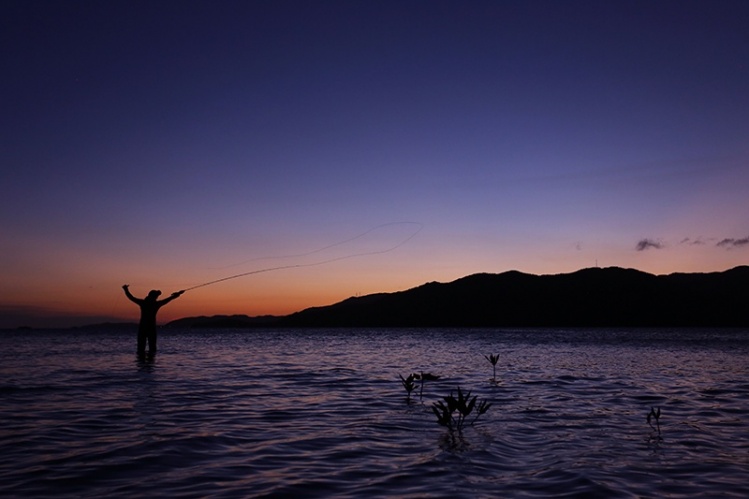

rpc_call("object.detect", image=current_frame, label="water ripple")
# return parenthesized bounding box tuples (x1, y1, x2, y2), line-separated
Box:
(1, 328, 748, 497)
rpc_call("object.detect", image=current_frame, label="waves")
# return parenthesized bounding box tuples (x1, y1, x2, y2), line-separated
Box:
(1, 328, 748, 497)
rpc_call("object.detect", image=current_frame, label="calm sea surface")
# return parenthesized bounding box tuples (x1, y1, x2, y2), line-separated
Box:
(1, 327, 747, 498)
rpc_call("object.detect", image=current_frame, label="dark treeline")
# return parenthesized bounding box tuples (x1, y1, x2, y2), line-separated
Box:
(167, 266, 749, 328)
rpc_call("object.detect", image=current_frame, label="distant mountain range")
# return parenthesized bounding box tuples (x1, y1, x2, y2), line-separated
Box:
(166, 266, 749, 328)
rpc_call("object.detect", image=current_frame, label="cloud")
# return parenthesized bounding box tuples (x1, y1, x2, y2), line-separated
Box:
(635, 239, 663, 251)
(680, 237, 706, 246)
(716, 236, 749, 248)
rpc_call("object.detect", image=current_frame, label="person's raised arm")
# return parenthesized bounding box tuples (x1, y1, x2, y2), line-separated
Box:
(158, 290, 185, 306)
(122, 284, 141, 304)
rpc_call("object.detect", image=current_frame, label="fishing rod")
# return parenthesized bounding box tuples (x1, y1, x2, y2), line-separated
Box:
(183, 222, 424, 292)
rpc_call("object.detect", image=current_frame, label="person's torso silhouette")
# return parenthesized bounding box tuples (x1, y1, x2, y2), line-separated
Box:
(123, 285, 184, 356)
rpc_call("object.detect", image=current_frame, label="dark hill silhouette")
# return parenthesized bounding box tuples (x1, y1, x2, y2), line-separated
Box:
(167, 266, 749, 328)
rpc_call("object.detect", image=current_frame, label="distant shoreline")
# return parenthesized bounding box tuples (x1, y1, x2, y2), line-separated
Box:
(110, 266, 749, 329)
(6, 266, 748, 330)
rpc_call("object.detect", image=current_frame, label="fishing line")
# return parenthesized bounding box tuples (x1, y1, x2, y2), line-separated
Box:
(183, 221, 424, 292)
(211, 221, 424, 269)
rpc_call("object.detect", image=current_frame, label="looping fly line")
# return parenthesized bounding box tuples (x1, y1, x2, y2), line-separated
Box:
(184, 222, 424, 292)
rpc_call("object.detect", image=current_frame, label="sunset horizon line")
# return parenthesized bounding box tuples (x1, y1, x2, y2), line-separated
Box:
(4, 263, 746, 330)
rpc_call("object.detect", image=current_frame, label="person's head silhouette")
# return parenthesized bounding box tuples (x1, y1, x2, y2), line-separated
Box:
(146, 290, 162, 300)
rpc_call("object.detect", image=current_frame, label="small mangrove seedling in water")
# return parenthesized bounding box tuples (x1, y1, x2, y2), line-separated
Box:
(399, 373, 417, 402)
(647, 406, 662, 438)
(484, 353, 499, 383)
(414, 371, 440, 401)
(432, 386, 492, 434)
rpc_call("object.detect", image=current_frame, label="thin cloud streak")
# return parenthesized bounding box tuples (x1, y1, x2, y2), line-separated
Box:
(717, 236, 749, 249)
(680, 237, 707, 246)
(636, 239, 663, 251)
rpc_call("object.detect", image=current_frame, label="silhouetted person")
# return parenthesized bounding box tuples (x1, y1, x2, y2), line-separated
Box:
(123, 285, 184, 357)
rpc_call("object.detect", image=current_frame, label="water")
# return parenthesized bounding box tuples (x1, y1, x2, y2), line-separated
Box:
(1, 327, 748, 498)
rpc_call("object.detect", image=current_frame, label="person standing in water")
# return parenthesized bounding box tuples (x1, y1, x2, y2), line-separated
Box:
(122, 285, 184, 356)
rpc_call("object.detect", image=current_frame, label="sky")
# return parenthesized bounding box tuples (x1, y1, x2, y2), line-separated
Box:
(2, 0, 748, 328)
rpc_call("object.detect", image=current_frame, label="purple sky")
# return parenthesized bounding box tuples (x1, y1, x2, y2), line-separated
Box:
(2, 1, 748, 327)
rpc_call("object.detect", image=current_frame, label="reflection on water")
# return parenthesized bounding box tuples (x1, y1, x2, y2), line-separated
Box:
(1, 328, 748, 498)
